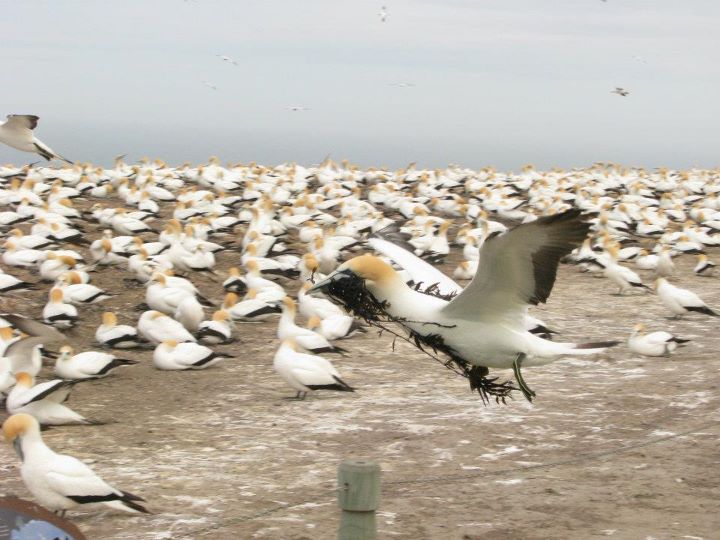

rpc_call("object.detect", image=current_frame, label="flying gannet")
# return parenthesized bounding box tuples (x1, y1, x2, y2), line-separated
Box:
(0, 115, 73, 164)
(310, 209, 618, 402)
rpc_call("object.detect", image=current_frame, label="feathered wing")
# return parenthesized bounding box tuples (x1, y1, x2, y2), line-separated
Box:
(442, 209, 589, 323)
(368, 233, 460, 296)
(1, 314, 66, 342)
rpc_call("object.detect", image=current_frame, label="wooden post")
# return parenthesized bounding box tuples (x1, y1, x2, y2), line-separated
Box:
(337, 459, 381, 540)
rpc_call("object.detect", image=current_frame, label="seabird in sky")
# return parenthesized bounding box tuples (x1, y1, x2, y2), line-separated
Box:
(378, 6, 387, 22)
(216, 54, 238, 65)
(202, 81, 218, 90)
(0, 115, 73, 164)
(286, 106, 311, 112)
(611, 87, 629, 97)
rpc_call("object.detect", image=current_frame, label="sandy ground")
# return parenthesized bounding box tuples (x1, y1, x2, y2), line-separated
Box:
(1, 212, 719, 540)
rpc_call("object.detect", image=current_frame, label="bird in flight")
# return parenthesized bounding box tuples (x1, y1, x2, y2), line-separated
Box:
(378, 6, 387, 22)
(611, 87, 629, 97)
(389, 82, 416, 88)
(216, 54, 238, 66)
(632, 55, 648, 64)
(202, 81, 218, 90)
(286, 106, 311, 112)
(0, 115, 73, 164)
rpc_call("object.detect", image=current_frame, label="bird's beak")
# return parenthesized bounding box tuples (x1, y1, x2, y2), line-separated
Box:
(307, 269, 355, 294)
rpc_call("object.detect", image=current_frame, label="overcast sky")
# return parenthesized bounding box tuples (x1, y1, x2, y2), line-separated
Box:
(2, 0, 719, 170)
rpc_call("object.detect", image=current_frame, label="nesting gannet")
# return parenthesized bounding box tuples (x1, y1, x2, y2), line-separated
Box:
(197, 310, 233, 344)
(277, 297, 347, 354)
(694, 254, 716, 276)
(311, 209, 618, 402)
(273, 339, 354, 399)
(0, 271, 37, 293)
(0, 115, 73, 164)
(42, 289, 78, 328)
(6, 373, 97, 425)
(224, 291, 282, 321)
(153, 340, 228, 370)
(3, 414, 149, 515)
(95, 312, 143, 349)
(628, 323, 689, 357)
(54, 345, 137, 380)
(137, 311, 196, 344)
(307, 315, 365, 341)
(654, 278, 719, 318)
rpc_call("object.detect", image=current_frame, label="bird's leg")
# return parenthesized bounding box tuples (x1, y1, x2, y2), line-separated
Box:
(512, 353, 535, 402)
(295, 391, 301, 399)
(300, 392, 308, 400)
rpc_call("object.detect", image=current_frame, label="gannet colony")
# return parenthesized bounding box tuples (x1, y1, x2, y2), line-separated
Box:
(1, 129, 719, 537)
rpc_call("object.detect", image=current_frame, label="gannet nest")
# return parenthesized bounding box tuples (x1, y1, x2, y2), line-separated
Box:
(319, 276, 519, 405)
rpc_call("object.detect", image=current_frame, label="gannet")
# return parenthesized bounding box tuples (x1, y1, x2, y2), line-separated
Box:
(153, 340, 228, 370)
(3, 414, 149, 515)
(95, 312, 143, 349)
(6, 373, 96, 425)
(654, 278, 718, 318)
(137, 311, 196, 343)
(611, 87, 629, 97)
(42, 289, 78, 328)
(628, 323, 689, 357)
(197, 310, 233, 344)
(277, 297, 346, 354)
(693, 254, 716, 276)
(0, 115, 73, 164)
(273, 339, 354, 400)
(311, 209, 618, 402)
(54, 346, 137, 380)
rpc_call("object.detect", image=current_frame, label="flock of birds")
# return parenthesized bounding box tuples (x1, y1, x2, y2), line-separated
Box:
(0, 115, 719, 518)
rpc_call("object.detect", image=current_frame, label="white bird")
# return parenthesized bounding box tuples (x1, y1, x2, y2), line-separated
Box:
(611, 87, 629, 97)
(694, 254, 716, 276)
(42, 289, 78, 328)
(54, 345, 137, 380)
(628, 323, 689, 357)
(95, 311, 143, 349)
(273, 339, 354, 399)
(2, 413, 150, 515)
(153, 340, 228, 370)
(310, 210, 618, 402)
(216, 54, 238, 65)
(223, 291, 282, 321)
(378, 5, 387, 22)
(654, 278, 719, 319)
(307, 315, 365, 341)
(6, 373, 97, 425)
(0, 115, 73, 164)
(277, 297, 346, 354)
(197, 310, 233, 344)
(137, 311, 196, 344)
(286, 106, 310, 112)
(202, 81, 218, 90)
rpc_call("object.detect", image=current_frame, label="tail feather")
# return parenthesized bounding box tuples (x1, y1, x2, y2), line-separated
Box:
(686, 305, 719, 317)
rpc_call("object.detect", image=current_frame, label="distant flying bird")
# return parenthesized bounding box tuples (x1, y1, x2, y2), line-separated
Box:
(0, 115, 73, 164)
(632, 55, 648, 64)
(389, 82, 415, 88)
(286, 106, 310, 112)
(202, 81, 218, 90)
(378, 6, 387, 22)
(216, 54, 238, 66)
(611, 87, 629, 97)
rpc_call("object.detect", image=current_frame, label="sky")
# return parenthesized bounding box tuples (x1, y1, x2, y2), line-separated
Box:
(1, 0, 719, 170)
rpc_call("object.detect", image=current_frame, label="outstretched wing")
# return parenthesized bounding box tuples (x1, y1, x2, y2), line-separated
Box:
(5, 115, 39, 130)
(442, 209, 589, 323)
(367, 229, 459, 296)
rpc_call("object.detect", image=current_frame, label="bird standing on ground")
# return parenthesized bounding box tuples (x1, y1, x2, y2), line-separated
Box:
(0, 115, 73, 164)
(2, 413, 150, 516)
(273, 339, 354, 399)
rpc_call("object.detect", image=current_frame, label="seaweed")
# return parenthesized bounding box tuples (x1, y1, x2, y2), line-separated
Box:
(318, 273, 518, 405)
